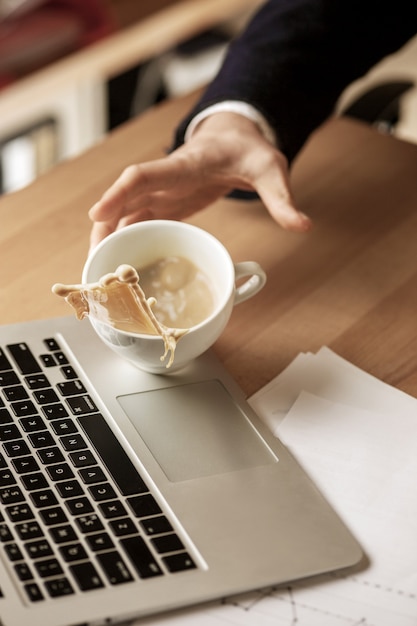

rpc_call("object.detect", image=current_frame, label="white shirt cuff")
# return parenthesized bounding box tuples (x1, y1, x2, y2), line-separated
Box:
(184, 100, 277, 146)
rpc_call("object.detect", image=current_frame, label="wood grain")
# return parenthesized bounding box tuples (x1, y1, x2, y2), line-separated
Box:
(1, 91, 417, 397)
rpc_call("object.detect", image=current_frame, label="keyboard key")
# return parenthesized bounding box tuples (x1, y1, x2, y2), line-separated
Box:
(20, 472, 48, 490)
(0, 408, 12, 424)
(14, 562, 33, 581)
(75, 514, 104, 534)
(98, 500, 127, 519)
(46, 463, 74, 482)
(28, 431, 55, 449)
(0, 486, 25, 505)
(59, 433, 87, 452)
(42, 404, 69, 420)
(49, 524, 77, 544)
(65, 497, 94, 516)
(5, 542, 24, 561)
(38, 507, 68, 527)
(35, 558, 63, 578)
(0, 469, 16, 487)
(51, 418, 77, 436)
(44, 338, 60, 351)
(54, 352, 69, 366)
(3, 386, 29, 402)
(59, 543, 88, 562)
(78, 413, 149, 496)
(88, 483, 116, 502)
(44, 577, 74, 597)
(24, 538, 53, 559)
(24, 373, 50, 390)
(40, 354, 57, 368)
(96, 551, 133, 585)
(69, 450, 96, 468)
(85, 532, 114, 552)
(140, 516, 173, 536)
(78, 466, 106, 485)
(10, 400, 37, 418)
(57, 381, 86, 397)
(3, 439, 30, 457)
(15, 521, 43, 541)
(60, 366, 77, 380)
(24, 582, 44, 602)
(109, 518, 137, 537)
(37, 447, 65, 465)
(19, 416, 46, 433)
(55, 480, 84, 499)
(0, 423, 21, 441)
(69, 561, 104, 591)
(120, 536, 162, 579)
(0, 371, 20, 386)
(6, 344, 41, 375)
(5, 503, 34, 523)
(30, 489, 58, 509)
(0, 523, 14, 542)
(127, 494, 162, 519)
(151, 533, 184, 554)
(33, 389, 59, 405)
(162, 552, 197, 573)
(0, 349, 12, 372)
(67, 396, 97, 415)
(13, 454, 41, 476)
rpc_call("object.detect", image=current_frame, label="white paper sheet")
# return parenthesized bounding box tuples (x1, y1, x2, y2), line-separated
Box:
(249, 347, 417, 431)
(134, 349, 417, 626)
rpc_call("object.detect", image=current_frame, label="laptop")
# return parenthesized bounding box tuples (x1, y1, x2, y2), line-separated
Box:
(0, 315, 363, 626)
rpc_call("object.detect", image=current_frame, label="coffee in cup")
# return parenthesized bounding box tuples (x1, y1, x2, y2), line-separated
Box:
(53, 220, 266, 373)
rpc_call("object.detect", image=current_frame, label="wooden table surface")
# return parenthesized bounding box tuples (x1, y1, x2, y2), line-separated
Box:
(1, 91, 417, 398)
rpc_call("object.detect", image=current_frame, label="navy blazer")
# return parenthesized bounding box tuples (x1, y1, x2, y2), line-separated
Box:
(173, 0, 417, 164)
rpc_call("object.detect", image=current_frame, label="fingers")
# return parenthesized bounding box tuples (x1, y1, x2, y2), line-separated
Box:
(88, 112, 313, 253)
(89, 220, 115, 251)
(249, 151, 312, 232)
(258, 183, 312, 232)
(88, 156, 187, 223)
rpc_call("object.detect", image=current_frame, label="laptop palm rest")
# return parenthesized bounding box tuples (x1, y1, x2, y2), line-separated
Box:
(117, 379, 277, 482)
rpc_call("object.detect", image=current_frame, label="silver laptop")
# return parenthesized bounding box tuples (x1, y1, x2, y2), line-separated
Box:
(0, 316, 363, 626)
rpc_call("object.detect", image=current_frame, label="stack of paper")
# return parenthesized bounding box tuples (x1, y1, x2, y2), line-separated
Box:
(138, 348, 417, 626)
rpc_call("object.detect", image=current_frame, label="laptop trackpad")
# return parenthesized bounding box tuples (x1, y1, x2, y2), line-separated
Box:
(117, 380, 277, 482)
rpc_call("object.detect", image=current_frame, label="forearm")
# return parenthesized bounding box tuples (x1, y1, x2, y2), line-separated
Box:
(173, 0, 417, 162)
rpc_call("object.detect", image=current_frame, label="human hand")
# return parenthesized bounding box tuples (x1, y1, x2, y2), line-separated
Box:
(89, 111, 312, 249)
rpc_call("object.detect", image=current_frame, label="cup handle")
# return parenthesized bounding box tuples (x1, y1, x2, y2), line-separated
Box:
(233, 261, 267, 305)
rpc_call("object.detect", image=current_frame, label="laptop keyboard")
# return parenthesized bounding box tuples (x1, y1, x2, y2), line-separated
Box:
(0, 337, 197, 603)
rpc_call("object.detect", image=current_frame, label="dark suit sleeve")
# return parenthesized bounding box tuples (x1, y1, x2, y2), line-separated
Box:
(172, 0, 417, 163)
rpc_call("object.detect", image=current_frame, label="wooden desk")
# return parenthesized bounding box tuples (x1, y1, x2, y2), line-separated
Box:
(1, 91, 417, 398)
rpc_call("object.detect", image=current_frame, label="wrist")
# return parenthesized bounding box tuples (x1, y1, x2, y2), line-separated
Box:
(185, 101, 277, 146)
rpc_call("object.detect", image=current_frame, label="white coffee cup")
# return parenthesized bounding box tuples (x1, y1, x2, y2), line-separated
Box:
(82, 220, 266, 373)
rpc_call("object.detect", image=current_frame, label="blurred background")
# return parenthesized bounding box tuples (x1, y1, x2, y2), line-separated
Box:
(0, 0, 416, 195)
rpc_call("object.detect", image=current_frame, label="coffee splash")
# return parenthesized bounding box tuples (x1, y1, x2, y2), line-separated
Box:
(52, 264, 188, 368)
